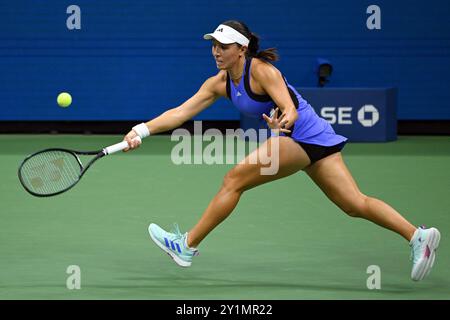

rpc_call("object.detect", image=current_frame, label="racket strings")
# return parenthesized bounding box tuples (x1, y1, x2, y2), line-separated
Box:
(20, 151, 82, 195)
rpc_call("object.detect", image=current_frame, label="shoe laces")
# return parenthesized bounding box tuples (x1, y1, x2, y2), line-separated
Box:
(170, 223, 184, 240)
(171, 223, 199, 256)
(410, 243, 418, 262)
(410, 227, 425, 263)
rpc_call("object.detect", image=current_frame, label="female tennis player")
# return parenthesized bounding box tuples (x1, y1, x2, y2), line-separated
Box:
(123, 21, 440, 281)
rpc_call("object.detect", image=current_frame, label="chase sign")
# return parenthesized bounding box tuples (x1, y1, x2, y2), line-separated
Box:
(297, 88, 397, 142)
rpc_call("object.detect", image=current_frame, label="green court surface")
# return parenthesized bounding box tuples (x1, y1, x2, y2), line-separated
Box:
(0, 134, 449, 300)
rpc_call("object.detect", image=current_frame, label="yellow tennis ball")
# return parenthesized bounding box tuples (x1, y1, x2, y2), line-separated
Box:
(57, 92, 72, 108)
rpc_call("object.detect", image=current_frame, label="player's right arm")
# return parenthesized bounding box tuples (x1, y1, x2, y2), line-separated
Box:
(124, 71, 227, 150)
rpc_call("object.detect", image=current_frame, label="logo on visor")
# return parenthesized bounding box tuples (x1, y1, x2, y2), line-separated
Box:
(216, 28, 223, 32)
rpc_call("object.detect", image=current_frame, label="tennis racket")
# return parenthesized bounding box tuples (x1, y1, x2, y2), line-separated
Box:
(18, 137, 141, 197)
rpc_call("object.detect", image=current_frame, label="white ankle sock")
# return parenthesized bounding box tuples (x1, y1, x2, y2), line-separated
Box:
(185, 233, 198, 251)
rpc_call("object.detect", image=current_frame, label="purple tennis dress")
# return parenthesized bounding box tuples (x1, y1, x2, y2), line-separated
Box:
(226, 58, 347, 146)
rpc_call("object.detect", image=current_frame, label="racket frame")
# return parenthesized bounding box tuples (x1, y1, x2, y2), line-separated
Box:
(18, 148, 106, 197)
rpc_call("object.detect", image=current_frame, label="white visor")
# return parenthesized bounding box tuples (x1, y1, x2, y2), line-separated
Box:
(203, 24, 250, 46)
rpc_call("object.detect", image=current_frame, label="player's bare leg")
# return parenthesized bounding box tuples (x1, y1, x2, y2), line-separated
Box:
(187, 137, 310, 247)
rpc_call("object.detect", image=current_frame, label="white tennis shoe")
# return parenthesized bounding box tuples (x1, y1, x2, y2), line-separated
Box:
(410, 226, 440, 281)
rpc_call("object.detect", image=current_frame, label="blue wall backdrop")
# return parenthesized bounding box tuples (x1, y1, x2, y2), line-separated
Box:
(1, 0, 449, 121)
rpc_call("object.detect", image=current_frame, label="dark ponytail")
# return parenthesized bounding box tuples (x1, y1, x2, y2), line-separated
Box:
(248, 32, 278, 62)
(222, 20, 279, 63)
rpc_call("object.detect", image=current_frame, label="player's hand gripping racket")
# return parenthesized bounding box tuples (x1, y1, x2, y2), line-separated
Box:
(18, 137, 141, 197)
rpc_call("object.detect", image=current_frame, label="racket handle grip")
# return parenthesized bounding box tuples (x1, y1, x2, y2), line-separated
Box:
(103, 136, 142, 155)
